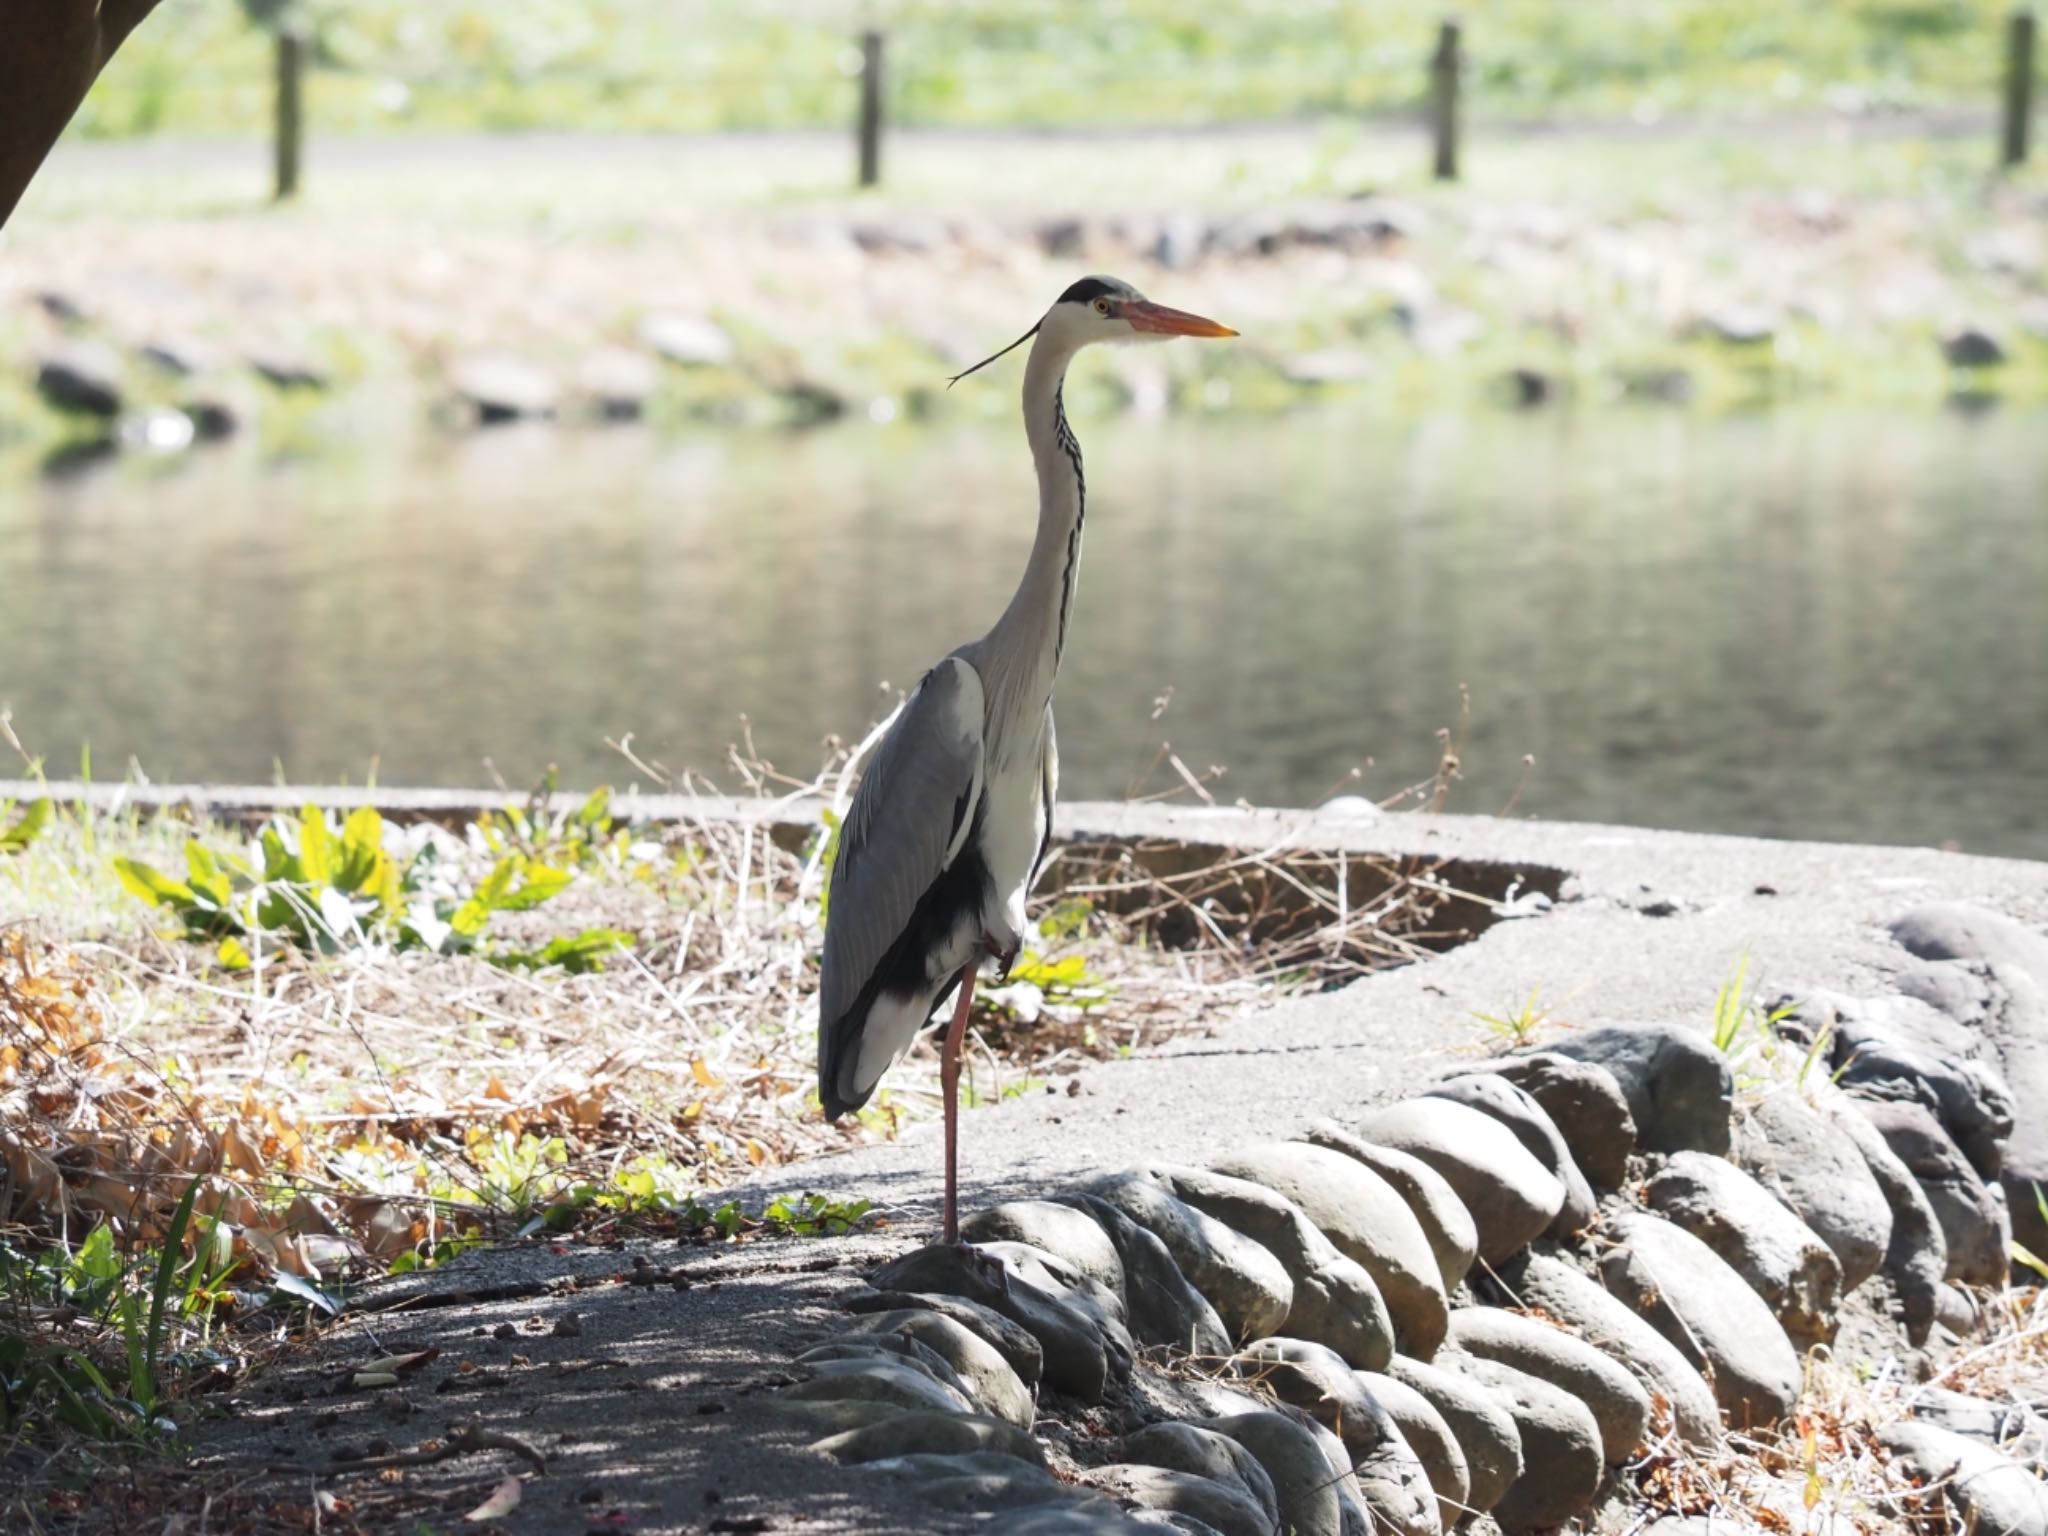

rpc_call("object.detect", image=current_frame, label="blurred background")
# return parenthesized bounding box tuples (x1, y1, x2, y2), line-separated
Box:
(2, 0, 2044, 855)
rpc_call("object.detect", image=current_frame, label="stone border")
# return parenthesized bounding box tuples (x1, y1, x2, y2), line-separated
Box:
(776, 907, 2048, 1534)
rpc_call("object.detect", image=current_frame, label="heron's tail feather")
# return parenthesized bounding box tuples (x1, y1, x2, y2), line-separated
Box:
(818, 978, 957, 1121)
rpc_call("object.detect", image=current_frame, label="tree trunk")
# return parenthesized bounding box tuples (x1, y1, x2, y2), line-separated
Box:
(0, 1, 167, 228)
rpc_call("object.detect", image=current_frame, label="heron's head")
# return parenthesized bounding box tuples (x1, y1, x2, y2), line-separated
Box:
(949, 275, 1235, 386)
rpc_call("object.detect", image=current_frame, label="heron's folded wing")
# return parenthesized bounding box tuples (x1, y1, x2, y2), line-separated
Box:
(819, 656, 986, 1028)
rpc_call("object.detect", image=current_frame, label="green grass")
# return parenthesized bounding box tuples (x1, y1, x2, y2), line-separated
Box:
(0, 1181, 221, 1446)
(1473, 986, 1553, 1050)
(71, 0, 2030, 140)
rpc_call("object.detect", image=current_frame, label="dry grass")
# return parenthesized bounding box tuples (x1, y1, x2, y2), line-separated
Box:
(0, 728, 1470, 1298)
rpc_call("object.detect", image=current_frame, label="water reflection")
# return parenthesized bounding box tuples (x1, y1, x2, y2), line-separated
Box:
(2, 405, 2043, 858)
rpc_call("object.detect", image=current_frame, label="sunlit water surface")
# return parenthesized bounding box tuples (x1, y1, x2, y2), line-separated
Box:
(3, 405, 2044, 858)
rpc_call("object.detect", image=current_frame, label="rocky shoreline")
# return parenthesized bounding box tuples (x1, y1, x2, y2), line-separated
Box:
(7, 129, 2047, 470)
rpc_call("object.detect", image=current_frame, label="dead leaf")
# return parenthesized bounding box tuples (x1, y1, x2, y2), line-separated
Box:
(363, 1349, 441, 1374)
(464, 1475, 522, 1522)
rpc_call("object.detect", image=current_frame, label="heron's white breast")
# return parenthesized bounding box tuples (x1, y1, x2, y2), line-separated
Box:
(974, 730, 1048, 952)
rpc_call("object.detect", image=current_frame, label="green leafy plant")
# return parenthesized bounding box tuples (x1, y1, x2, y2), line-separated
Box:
(0, 1181, 214, 1443)
(2014, 1183, 2048, 1284)
(475, 780, 632, 871)
(761, 1192, 875, 1237)
(112, 803, 632, 972)
(0, 797, 51, 854)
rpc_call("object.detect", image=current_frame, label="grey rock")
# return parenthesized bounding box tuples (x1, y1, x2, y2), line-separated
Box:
(638, 311, 735, 366)
(1358, 1369, 1470, 1530)
(1303, 1124, 1478, 1294)
(1644, 1150, 1843, 1347)
(1283, 349, 1374, 386)
(1912, 1386, 2048, 1472)
(1196, 1410, 1350, 1536)
(576, 347, 660, 420)
(1214, 1142, 1448, 1358)
(1077, 1465, 1272, 1536)
(1055, 1192, 1231, 1357)
(1540, 1036, 1736, 1155)
(1443, 1306, 1650, 1464)
(1545, 1024, 1733, 1155)
(1504, 366, 1556, 407)
(1120, 1421, 1280, 1527)
(182, 395, 240, 440)
(35, 341, 124, 417)
(1124, 1512, 1228, 1536)
(1079, 1171, 1292, 1343)
(451, 353, 559, 423)
(1352, 1099, 1565, 1263)
(1442, 1354, 1604, 1530)
(1880, 1421, 2048, 1536)
(996, 1503, 1173, 1535)
(138, 336, 218, 377)
(1386, 1353, 1524, 1515)
(1854, 1099, 2011, 1286)
(1828, 1103, 1949, 1341)
(865, 1243, 1130, 1401)
(1732, 1090, 1892, 1293)
(1942, 327, 2008, 368)
(1817, 988, 2015, 1177)
(1496, 1252, 1724, 1450)
(970, 1240, 1139, 1369)
(1156, 1163, 1395, 1369)
(837, 1308, 1035, 1429)
(1599, 1211, 1801, 1428)
(964, 1200, 1126, 1308)
(244, 343, 327, 389)
(783, 1355, 972, 1415)
(1229, 1337, 1440, 1532)
(1698, 304, 1778, 345)
(1490, 1051, 1637, 1187)
(1295, 1413, 1378, 1536)
(1425, 1074, 1597, 1236)
(812, 1410, 1044, 1466)
(862, 1450, 1072, 1512)
(795, 1335, 978, 1406)
(768, 1395, 909, 1434)
(843, 1287, 1042, 1386)
(1890, 903, 2048, 1272)
(1229, 1336, 1379, 1439)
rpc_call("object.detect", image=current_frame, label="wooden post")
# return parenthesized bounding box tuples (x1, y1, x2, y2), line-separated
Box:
(857, 29, 884, 189)
(274, 27, 304, 200)
(1429, 19, 1461, 182)
(2003, 8, 2036, 167)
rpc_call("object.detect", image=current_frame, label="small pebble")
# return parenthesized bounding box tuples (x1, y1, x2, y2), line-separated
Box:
(553, 1312, 584, 1338)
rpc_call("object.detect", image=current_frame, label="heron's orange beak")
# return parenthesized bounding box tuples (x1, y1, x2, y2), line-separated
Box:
(1124, 301, 1237, 338)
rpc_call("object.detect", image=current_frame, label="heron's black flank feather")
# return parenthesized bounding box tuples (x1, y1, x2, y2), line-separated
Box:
(818, 831, 993, 1121)
(1051, 384, 1086, 665)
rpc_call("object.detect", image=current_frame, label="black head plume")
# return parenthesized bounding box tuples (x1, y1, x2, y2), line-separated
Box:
(947, 322, 1040, 388)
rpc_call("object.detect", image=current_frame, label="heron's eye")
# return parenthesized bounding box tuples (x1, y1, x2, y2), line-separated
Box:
(1093, 297, 1112, 317)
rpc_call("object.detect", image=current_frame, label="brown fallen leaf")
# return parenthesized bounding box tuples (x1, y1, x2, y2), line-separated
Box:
(464, 1474, 522, 1522)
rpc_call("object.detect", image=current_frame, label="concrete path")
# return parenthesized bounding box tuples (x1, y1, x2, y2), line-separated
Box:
(188, 806, 2048, 1533)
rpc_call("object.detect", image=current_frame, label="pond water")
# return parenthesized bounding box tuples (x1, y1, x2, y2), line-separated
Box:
(3, 404, 2045, 858)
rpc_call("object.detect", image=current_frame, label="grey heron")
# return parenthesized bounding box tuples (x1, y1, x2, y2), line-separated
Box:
(816, 275, 1237, 1241)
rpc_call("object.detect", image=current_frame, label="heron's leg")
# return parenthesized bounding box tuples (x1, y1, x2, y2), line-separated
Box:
(939, 964, 978, 1244)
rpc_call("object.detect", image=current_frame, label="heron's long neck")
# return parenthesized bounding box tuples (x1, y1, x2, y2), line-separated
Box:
(981, 335, 1085, 760)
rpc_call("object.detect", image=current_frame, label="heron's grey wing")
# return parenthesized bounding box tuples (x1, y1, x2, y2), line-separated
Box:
(819, 656, 987, 1034)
